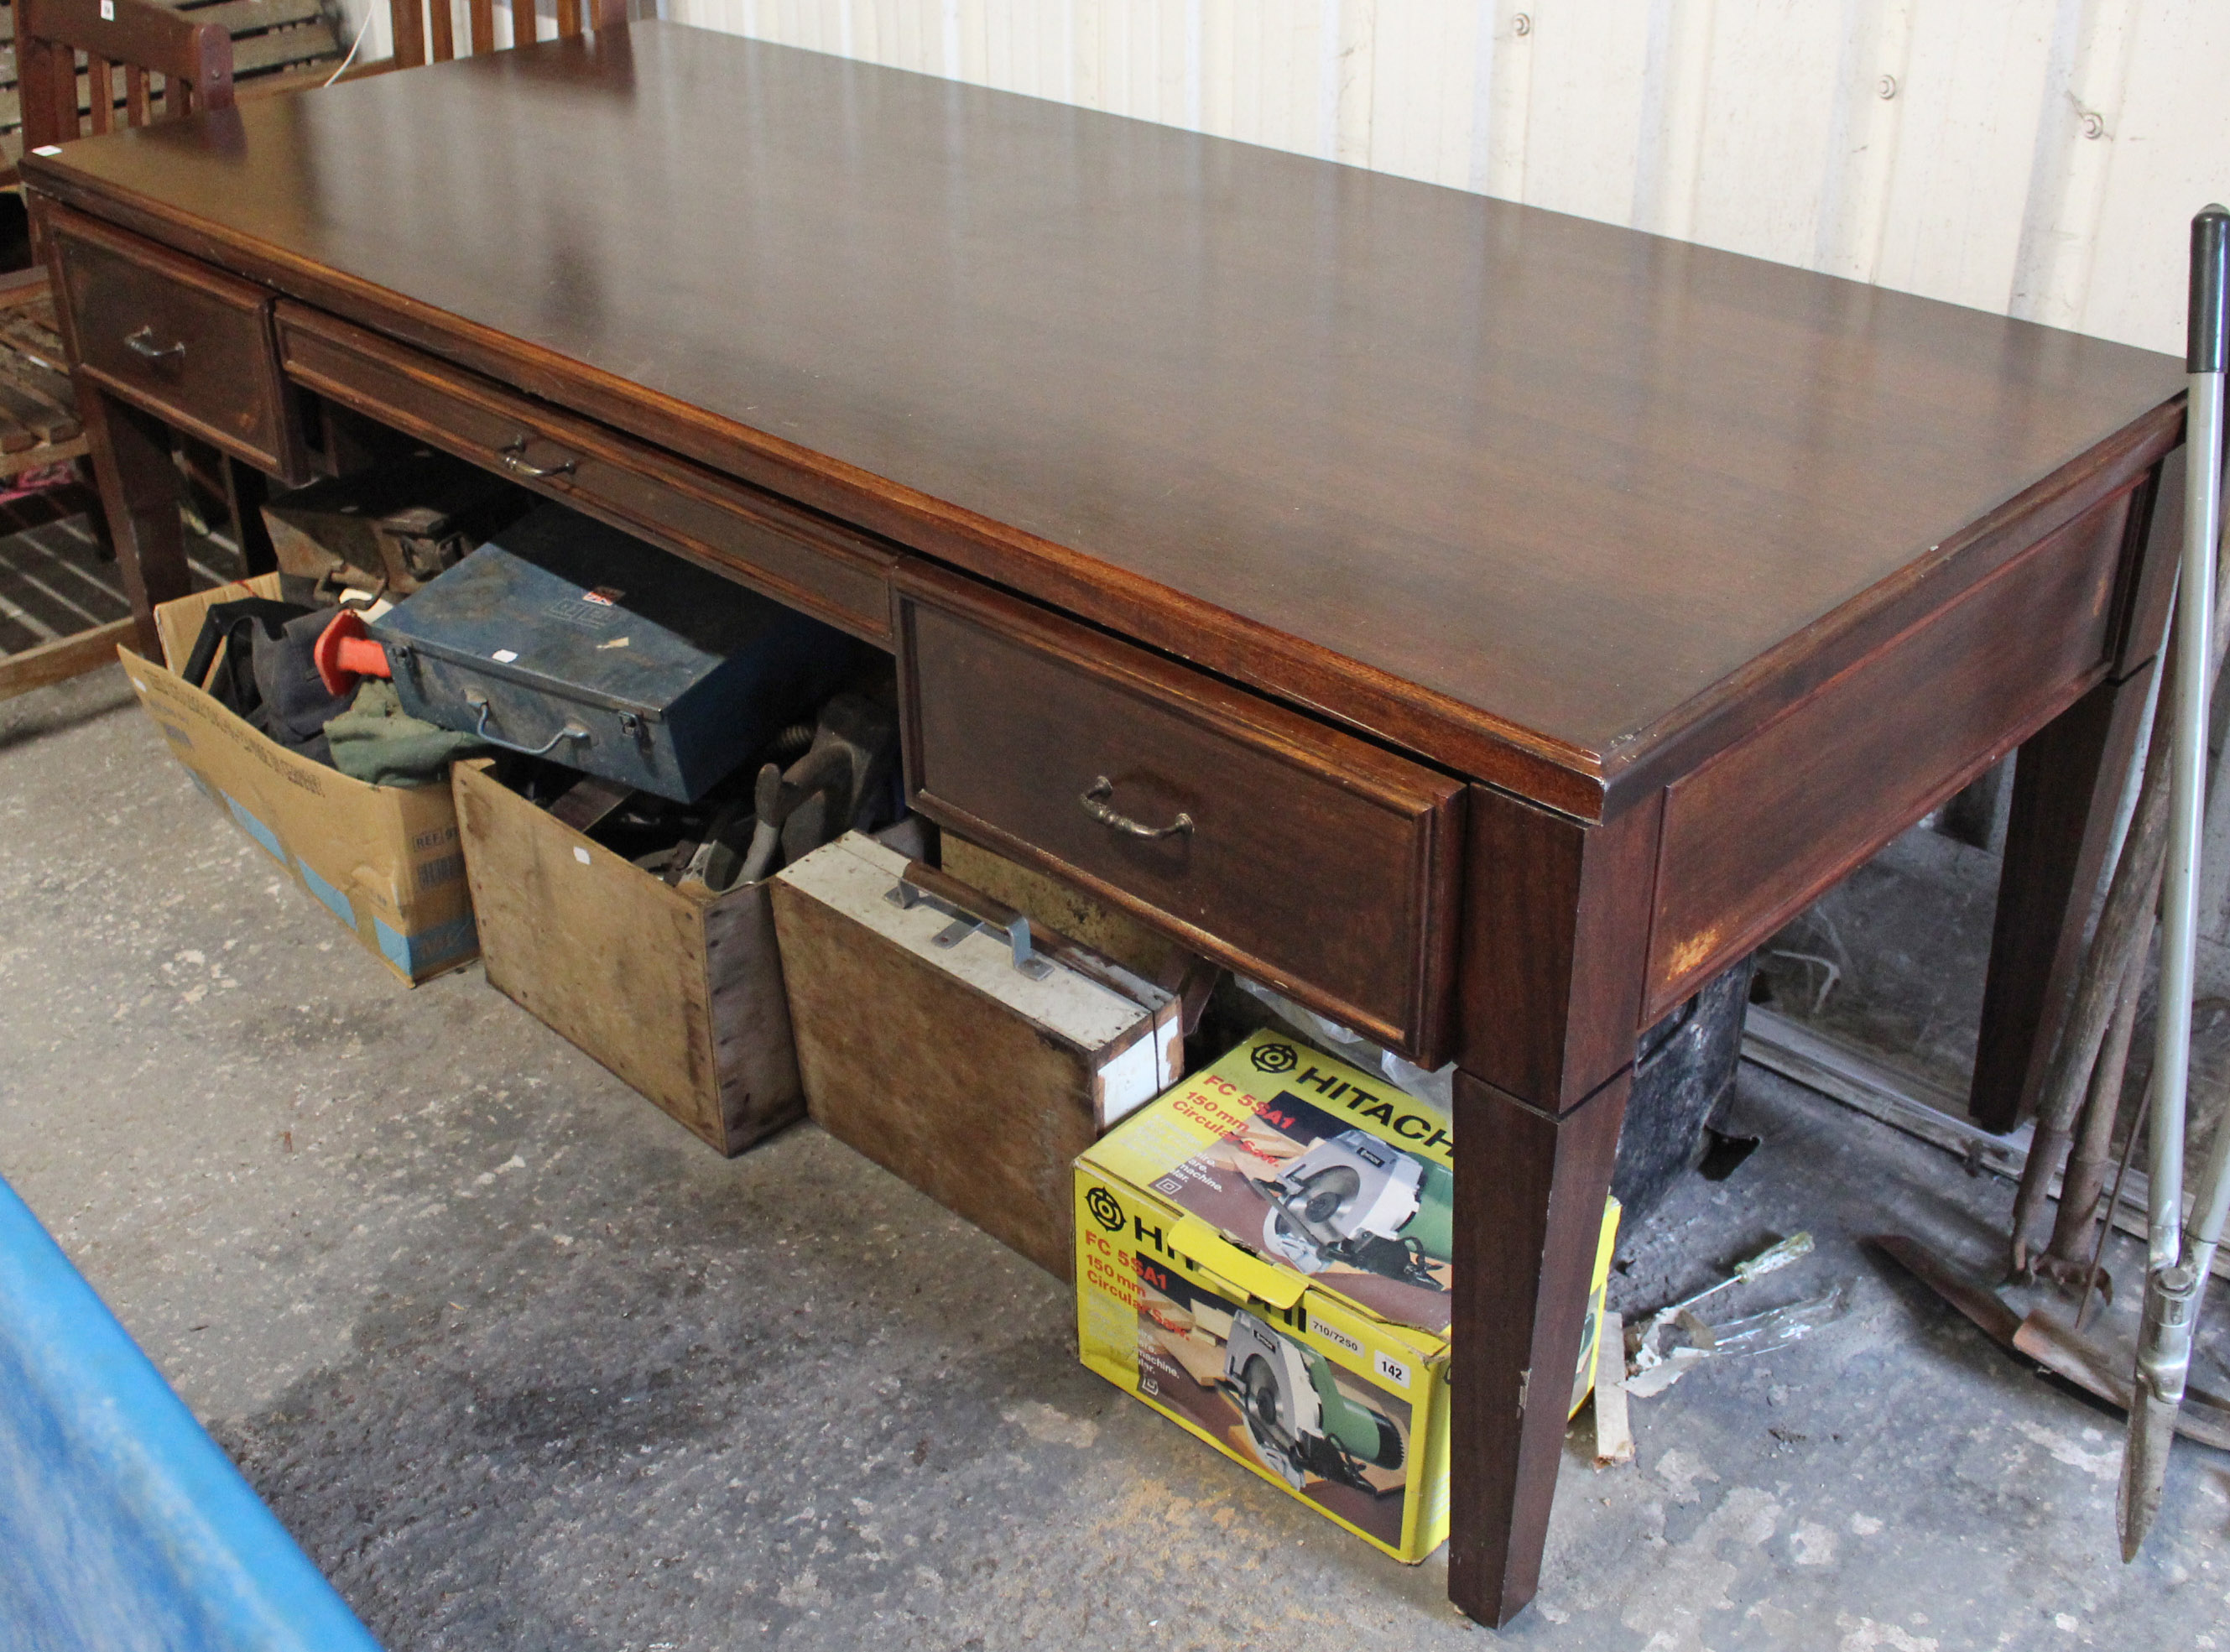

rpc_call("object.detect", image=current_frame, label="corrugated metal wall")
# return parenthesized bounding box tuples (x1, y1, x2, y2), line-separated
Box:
(650, 0, 2230, 357)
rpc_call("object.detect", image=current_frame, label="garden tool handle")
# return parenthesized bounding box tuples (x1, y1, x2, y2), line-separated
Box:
(2188, 205, 2228, 374)
(2172, 206, 2230, 1296)
(461, 689, 589, 757)
(2121, 206, 2230, 1565)
(2149, 204, 2230, 1271)
(2167, 195, 2230, 1274)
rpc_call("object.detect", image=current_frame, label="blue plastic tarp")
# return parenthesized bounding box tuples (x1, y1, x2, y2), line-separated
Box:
(0, 1173, 382, 1650)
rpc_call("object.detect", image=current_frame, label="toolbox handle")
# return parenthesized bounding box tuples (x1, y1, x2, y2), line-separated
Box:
(888, 861, 1046, 977)
(885, 859, 1179, 1010)
(461, 688, 590, 758)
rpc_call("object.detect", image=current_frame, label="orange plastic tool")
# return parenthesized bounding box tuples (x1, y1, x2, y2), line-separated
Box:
(313, 609, 393, 696)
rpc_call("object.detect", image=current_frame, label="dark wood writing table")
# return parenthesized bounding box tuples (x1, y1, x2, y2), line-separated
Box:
(24, 22, 2188, 1625)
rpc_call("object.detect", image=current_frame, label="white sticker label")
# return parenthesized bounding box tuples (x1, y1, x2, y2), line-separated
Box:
(1374, 1351, 1411, 1389)
(31, 146, 61, 157)
(492, 649, 518, 663)
(573, 847, 592, 865)
(101, 0, 113, 18)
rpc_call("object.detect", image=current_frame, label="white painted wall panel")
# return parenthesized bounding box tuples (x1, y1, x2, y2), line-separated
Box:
(647, 0, 2226, 355)
(1875, 3, 2055, 312)
(1684, 5, 1846, 264)
(2078, 0, 2230, 351)
(1519, 0, 1653, 231)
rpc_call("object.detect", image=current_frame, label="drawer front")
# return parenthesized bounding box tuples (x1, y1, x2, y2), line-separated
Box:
(895, 561, 1465, 1061)
(279, 306, 898, 645)
(52, 212, 304, 479)
(1646, 485, 2134, 1018)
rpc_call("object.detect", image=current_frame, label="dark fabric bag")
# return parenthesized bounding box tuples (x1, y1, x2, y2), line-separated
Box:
(180, 598, 352, 766)
(181, 599, 306, 714)
(253, 609, 356, 761)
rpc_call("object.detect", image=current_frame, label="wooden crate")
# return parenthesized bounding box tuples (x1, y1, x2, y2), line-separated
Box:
(772, 833, 1180, 1279)
(452, 759, 800, 1155)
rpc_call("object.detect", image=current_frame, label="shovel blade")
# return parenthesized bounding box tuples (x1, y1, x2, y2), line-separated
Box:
(2118, 1389, 2180, 1561)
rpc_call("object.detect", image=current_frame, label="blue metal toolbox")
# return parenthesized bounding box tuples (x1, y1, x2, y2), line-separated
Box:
(373, 502, 865, 801)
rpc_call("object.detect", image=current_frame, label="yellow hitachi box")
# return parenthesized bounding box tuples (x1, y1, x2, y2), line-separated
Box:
(1076, 1029, 1618, 1562)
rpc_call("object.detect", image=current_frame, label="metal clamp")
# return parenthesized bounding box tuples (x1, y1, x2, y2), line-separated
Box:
(498, 435, 577, 482)
(124, 326, 185, 364)
(1080, 775, 1193, 840)
(461, 689, 589, 757)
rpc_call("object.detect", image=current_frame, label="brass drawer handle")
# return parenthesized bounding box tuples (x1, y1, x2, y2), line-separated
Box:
(1080, 775, 1193, 840)
(124, 326, 185, 364)
(498, 434, 576, 481)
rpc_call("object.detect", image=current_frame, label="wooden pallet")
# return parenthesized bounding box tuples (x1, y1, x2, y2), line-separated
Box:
(0, 477, 247, 701)
(0, 273, 84, 472)
(0, 483, 124, 700)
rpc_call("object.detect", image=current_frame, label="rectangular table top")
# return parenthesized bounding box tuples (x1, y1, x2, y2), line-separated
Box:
(27, 21, 2186, 806)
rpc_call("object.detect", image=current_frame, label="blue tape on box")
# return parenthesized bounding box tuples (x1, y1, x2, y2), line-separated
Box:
(221, 794, 288, 867)
(374, 914, 478, 977)
(298, 862, 357, 928)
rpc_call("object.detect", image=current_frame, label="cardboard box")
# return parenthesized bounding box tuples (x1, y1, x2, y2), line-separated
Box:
(119, 577, 477, 985)
(1081, 1029, 1468, 1337)
(1076, 1030, 1617, 1561)
(452, 759, 801, 1155)
(774, 832, 1181, 1279)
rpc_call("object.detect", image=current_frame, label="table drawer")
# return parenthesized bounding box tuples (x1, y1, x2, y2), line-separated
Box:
(278, 305, 898, 644)
(51, 212, 305, 480)
(895, 562, 1464, 1061)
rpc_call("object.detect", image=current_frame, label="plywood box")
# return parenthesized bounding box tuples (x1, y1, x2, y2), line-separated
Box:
(452, 760, 800, 1155)
(121, 576, 477, 986)
(772, 832, 1180, 1279)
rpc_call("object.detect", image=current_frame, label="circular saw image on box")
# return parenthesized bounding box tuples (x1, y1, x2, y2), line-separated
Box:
(1206, 1099, 1453, 1332)
(1219, 1311, 1405, 1492)
(1130, 1264, 1411, 1549)
(1258, 1128, 1451, 1291)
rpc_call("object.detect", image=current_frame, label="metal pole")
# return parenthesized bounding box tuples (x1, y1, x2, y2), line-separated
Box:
(2120, 202, 2230, 1562)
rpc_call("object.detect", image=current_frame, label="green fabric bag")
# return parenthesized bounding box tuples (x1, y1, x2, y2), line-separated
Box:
(327, 680, 487, 787)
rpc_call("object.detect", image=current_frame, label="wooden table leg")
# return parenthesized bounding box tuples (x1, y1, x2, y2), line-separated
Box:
(1971, 456, 2181, 1132)
(222, 455, 277, 578)
(1446, 785, 1659, 1626)
(1969, 659, 2157, 1131)
(76, 375, 190, 659)
(1448, 1066, 1628, 1626)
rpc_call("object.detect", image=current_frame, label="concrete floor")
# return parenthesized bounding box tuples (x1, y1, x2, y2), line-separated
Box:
(6, 665, 2230, 1651)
